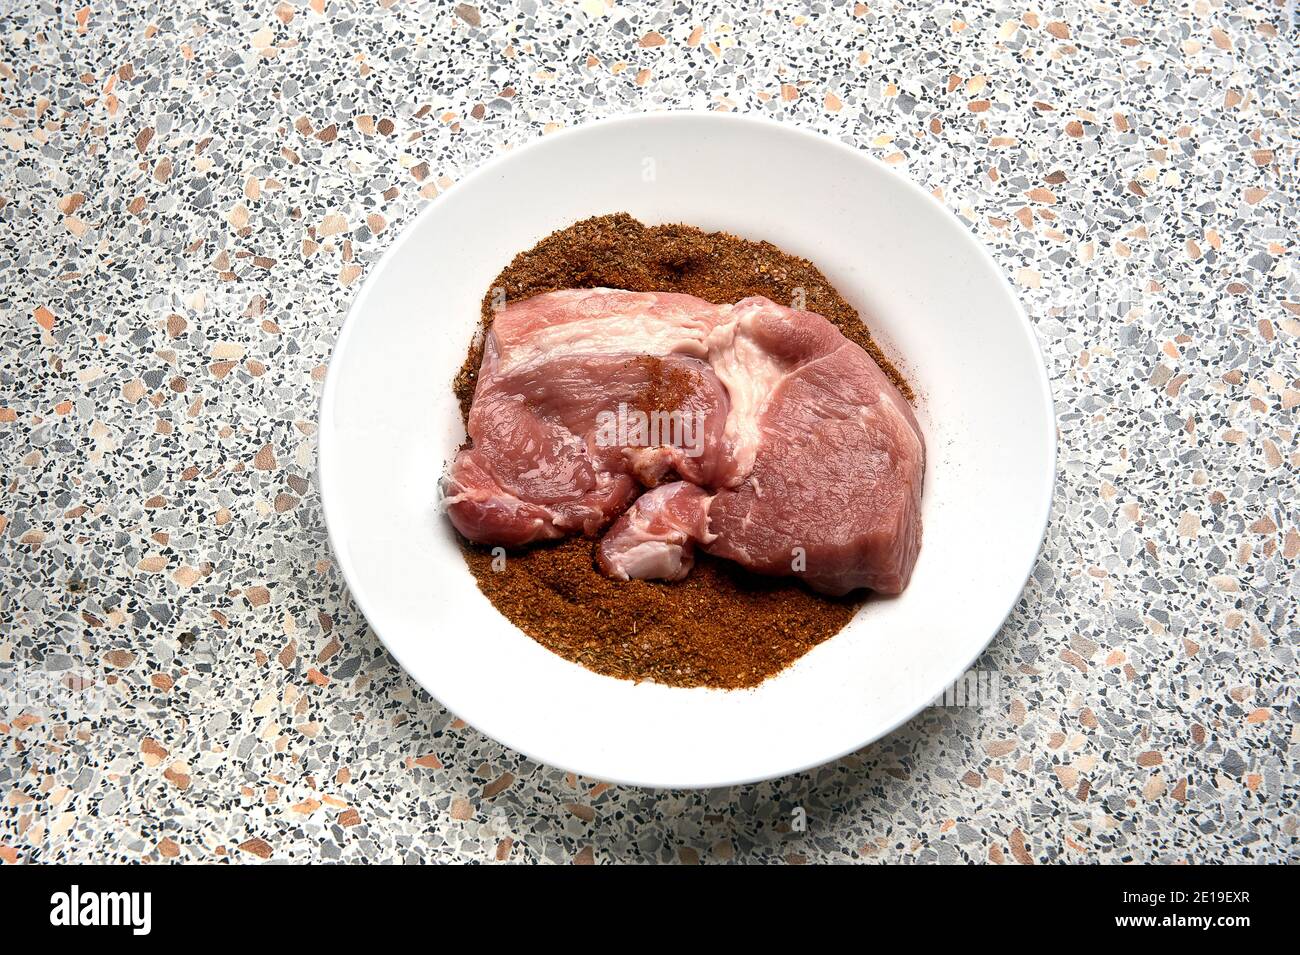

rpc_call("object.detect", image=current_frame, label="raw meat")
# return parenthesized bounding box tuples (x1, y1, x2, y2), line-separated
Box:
(702, 298, 925, 595)
(597, 482, 716, 582)
(443, 288, 925, 595)
(442, 290, 732, 546)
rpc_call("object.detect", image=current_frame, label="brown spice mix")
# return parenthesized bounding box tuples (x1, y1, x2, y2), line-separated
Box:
(453, 214, 910, 689)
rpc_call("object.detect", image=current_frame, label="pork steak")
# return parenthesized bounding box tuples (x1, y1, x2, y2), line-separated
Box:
(442, 288, 925, 595)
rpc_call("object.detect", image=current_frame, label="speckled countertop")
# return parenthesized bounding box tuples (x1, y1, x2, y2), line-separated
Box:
(2, 0, 1297, 864)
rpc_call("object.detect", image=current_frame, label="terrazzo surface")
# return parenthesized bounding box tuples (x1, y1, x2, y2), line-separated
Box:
(2, 0, 1298, 864)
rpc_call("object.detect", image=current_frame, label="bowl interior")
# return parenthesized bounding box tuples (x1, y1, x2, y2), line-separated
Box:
(318, 113, 1054, 787)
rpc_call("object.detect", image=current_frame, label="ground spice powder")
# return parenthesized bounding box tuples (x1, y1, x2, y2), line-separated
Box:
(630, 355, 696, 414)
(453, 214, 911, 689)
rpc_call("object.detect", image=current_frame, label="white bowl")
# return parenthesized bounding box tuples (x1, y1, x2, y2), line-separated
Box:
(318, 113, 1055, 788)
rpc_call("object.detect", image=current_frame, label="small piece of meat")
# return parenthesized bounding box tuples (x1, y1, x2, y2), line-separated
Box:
(597, 482, 715, 582)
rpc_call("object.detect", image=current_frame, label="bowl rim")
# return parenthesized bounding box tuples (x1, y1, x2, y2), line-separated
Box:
(317, 110, 1058, 788)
